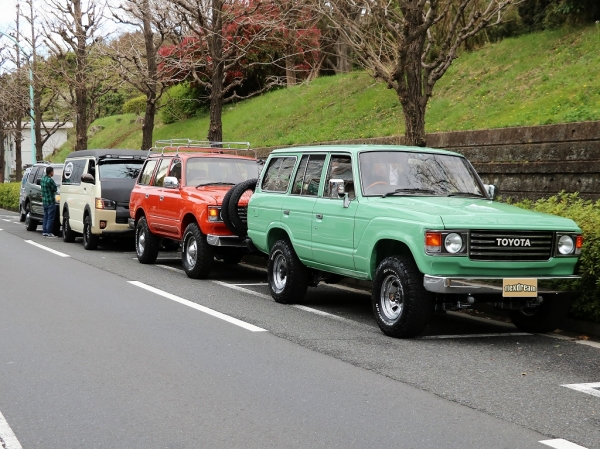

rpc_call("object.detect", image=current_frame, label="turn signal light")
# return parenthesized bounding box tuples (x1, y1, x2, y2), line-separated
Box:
(425, 232, 442, 253)
(576, 235, 583, 254)
(208, 206, 222, 222)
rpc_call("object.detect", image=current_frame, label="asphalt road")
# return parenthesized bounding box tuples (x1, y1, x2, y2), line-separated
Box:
(0, 209, 599, 449)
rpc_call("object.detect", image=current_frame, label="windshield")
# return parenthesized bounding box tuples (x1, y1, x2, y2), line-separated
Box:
(186, 157, 259, 186)
(359, 151, 485, 197)
(98, 160, 144, 180)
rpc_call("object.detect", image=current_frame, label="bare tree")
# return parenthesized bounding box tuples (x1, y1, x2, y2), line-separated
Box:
(108, 0, 178, 150)
(43, 0, 114, 151)
(317, 0, 517, 146)
(169, 0, 281, 142)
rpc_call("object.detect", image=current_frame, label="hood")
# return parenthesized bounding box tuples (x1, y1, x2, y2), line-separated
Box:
(367, 196, 580, 231)
(183, 186, 253, 206)
(100, 178, 137, 204)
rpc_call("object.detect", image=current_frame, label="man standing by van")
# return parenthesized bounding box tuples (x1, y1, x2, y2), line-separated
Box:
(41, 166, 58, 238)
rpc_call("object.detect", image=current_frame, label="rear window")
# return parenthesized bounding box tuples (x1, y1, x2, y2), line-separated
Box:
(98, 160, 144, 179)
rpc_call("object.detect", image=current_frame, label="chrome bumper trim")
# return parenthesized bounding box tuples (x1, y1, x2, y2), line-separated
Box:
(207, 234, 246, 247)
(423, 275, 580, 295)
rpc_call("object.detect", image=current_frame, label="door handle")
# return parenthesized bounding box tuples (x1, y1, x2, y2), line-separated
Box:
(315, 214, 323, 219)
(283, 210, 289, 216)
(160, 195, 164, 201)
(145, 194, 149, 199)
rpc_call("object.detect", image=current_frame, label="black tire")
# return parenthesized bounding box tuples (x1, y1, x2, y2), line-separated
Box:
(19, 204, 26, 222)
(508, 296, 570, 333)
(62, 213, 76, 243)
(268, 239, 308, 304)
(83, 214, 99, 250)
(182, 223, 214, 279)
(25, 203, 38, 231)
(220, 186, 237, 234)
(223, 178, 258, 237)
(372, 256, 434, 338)
(136, 216, 159, 264)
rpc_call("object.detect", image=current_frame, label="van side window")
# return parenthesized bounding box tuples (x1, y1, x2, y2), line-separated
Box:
(138, 160, 158, 186)
(291, 154, 325, 196)
(261, 157, 296, 192)
(62, 160, 87, 186)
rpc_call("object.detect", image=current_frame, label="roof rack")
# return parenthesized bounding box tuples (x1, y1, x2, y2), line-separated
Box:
(149, 139, 256, 158)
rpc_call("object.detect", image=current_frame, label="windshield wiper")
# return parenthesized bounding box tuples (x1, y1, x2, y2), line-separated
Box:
(381, 188, 436, 198)
(196, 182, 236, 188)
(446, 191, 485, 198)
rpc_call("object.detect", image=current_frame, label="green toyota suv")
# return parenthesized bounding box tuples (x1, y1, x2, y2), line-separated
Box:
(243, 145, 582, 338)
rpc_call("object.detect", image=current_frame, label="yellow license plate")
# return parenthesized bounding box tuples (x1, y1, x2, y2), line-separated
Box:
(502, 278, 538, 297)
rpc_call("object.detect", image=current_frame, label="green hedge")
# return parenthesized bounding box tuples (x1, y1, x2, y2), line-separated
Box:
(0, 183, 20, 211)
(122, 95, 147, 115)
(513, 193, 600, 323)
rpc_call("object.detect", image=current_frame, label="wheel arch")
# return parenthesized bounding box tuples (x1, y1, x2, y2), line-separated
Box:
(369, 239, 415, 279)
(267, 227, 291, 252)
(181, 212, 198, 237)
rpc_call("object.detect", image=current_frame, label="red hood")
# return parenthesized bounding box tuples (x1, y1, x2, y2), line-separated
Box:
(183, 186, 252, 206)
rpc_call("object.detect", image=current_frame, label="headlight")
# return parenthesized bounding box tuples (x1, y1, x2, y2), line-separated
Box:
(208, 206, 222, 222)
(444, 233, 463, 254)
(557, 235, 574, 255)
(55, 194, 60, 203)
(95, 198, 116, 210)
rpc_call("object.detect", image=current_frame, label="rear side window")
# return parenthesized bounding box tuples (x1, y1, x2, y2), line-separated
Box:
(62, 159, 87, 186)
(291, 154, 325, 196)
(261, 157, 296, 192)
(138, 160, 158, 186)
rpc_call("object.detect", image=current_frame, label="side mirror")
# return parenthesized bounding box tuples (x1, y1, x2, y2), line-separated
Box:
(484, 184, 496, 200)
(81, 173, 95, 184)
(163, 176, 179, 189)
(329, 178, 345, 198)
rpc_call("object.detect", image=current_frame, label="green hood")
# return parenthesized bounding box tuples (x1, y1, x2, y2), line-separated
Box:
(368, 197, 580, 231)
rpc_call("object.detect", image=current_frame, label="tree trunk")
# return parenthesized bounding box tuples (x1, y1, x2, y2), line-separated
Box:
(74, 84, 88, 151)
(15, 123, 22, 182)
(0, 129, 5, 183)
(334, 38, 351, 74)
(74, 0, 88, 151)
(141, 95, 156, 151)
(285, 45, 296, 87)
(207, 0, 224, 143)
(34, 95, 43, 161)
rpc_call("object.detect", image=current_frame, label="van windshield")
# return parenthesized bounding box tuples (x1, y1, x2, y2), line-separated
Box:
(98, 160, 144, 180)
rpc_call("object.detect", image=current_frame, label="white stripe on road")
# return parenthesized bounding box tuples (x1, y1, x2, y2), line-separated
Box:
(540, 438, 589, 448)
(0, 409, 23, 449)
(211, 280, 272, 300)
(420, 332, 531, 340)
(292, 305, 362, 326)
(2, 219, 11, 222)
(129, 281, 267, 332)
(0, 228, 3, 231)
(25, 240, 70, 257)
(156, 264, 183, 273)
(561, 382, 600, 398)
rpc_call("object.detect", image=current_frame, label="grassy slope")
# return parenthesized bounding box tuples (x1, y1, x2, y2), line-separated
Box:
(54, 24, 600, 159)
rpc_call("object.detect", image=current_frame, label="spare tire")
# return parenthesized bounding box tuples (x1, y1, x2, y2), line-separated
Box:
(222, 178, 258, 237)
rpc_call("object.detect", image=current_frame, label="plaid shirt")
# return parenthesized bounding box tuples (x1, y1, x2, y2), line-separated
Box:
(40, 175, 58, 205)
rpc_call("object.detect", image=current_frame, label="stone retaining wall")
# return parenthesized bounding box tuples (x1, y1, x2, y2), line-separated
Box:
(255, 120, 600, 201)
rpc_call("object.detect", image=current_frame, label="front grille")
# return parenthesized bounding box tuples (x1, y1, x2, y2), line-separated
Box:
(115, 217, 129, 224)
(469, 230, 553, 261)
(237, 206, 247, 224)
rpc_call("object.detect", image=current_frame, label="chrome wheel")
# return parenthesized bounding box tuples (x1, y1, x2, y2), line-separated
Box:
(380, 273, 405, 321)
(137, 229, 146, 256)
(185, 235, 198, 268)
(271, 250, 287, 294)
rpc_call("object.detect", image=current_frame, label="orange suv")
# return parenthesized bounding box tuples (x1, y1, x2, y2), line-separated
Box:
(129, 140, 260, 278)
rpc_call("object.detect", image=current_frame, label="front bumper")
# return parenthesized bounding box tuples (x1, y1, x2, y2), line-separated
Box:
(423, 275, 580, 295)
(207, 234, 247, 247)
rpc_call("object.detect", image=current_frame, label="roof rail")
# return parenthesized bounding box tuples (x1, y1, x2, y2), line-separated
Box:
(148, 139, 256, 158)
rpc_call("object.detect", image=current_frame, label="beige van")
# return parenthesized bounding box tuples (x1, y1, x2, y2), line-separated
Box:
(60, 149, 146, 249)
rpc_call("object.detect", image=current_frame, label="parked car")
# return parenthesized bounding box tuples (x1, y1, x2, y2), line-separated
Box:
(129, 140, 260, 278)
(60, 149, 147, 249)
(18, 166, 33, 222)
(21, 162, 63, 234)
(239, 145, 582, 338)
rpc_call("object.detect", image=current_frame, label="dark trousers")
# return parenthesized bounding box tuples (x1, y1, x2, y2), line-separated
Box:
(43, 204, 55, 234)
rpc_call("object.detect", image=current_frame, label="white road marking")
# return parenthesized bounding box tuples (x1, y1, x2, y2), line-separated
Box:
(292, 305, 364, 326)
(561, 382, 600, 398)
(129, 281, 266, 332)
(2, 219, 11, 222)
(0, 408, 23, 449)
(25, 240, 70, 257)
(540, 438, 589, 448)
(156, 264, 183, 273)
(233, 283, 268, 286)
(0, 228, 3, 231)
(211, 280, 272, 300)
(420, 332, 531, 340)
